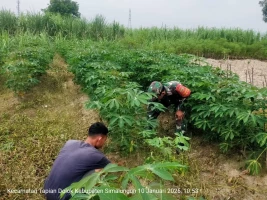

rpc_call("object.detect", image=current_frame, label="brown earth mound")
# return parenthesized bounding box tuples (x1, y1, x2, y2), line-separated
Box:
(204, 59, 267, 88)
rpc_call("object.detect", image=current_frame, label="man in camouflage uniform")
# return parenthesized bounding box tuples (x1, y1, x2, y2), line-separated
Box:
(147, 81, 191, 132)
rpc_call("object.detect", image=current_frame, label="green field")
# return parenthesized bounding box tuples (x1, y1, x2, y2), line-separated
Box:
(0, 10, 267, 200)
(1, 10, 267, 59)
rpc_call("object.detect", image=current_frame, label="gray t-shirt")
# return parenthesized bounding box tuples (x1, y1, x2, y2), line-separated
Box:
(44, 140, 110, 200)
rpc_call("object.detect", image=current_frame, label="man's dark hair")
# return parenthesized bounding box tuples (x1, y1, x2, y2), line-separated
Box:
(88, 122, 108, 136)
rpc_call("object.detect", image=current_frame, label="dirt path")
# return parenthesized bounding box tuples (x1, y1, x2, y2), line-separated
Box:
(0, 55, 101, 200)
(189, 138, 267, 200)
(204, 59, 267, 88)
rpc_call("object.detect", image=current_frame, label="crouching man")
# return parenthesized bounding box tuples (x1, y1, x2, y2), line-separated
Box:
(147, 81, 191, 132)
(44, 122, 110, 200)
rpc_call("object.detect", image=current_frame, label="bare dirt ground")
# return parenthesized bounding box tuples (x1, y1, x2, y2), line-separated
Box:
(203, 59, 267, 88)
(190, 139, 267, 200)
(158, 112, 267, 200)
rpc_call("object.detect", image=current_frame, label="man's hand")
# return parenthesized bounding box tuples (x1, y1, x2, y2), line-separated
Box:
(175, 110, 184, 121)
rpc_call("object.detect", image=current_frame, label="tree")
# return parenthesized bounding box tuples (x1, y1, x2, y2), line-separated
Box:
(43, 0, 80, 17)
(259, 0, 267, 22)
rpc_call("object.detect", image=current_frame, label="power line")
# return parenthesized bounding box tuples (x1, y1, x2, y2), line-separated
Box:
(17, 0, 20, 15)
(128, 9, 132, 29)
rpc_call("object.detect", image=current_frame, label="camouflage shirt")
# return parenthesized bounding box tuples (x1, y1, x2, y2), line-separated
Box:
(147, 81, 189, 119)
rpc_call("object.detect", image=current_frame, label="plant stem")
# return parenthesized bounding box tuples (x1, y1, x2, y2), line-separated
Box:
(256, 146, 267, 161)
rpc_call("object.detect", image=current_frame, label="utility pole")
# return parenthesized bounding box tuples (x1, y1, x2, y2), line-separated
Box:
(17, 0, 20, 15)
(128, 9, 132, 29)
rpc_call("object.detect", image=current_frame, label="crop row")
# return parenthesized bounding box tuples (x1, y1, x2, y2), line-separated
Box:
(1, 34, 266, 174)
(64, 43, 267, 174)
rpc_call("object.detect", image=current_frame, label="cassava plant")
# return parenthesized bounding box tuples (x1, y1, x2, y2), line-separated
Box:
(67, 44, 267, 173)
(60, 162, 187, 200)
(0, 46, 53, 94)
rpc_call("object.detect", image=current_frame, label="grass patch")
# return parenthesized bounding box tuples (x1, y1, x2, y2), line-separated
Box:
(0, 55, 99, 199)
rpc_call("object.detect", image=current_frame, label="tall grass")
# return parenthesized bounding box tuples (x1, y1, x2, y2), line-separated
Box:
(127, 26, 264, 45)
(121, 27, 267, 59)
(0, 10, 125, 40)
(0, 10, 17, 34)
(1, 9, 267, 59)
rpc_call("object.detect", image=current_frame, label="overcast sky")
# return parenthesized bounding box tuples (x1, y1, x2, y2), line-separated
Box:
(1, 0, 266, 33)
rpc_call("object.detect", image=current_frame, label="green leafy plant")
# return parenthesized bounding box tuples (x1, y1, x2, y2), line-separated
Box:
(145, 132, 191, 157)
(67, 45, 267, 173)
(174, 132, 191, 151)
(61, 162, 187, 200)
(87, 86, 160, 153)
(1, 47, 53, 94)
(246, 159, 262, 176)
(247, 132, 267, 175)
